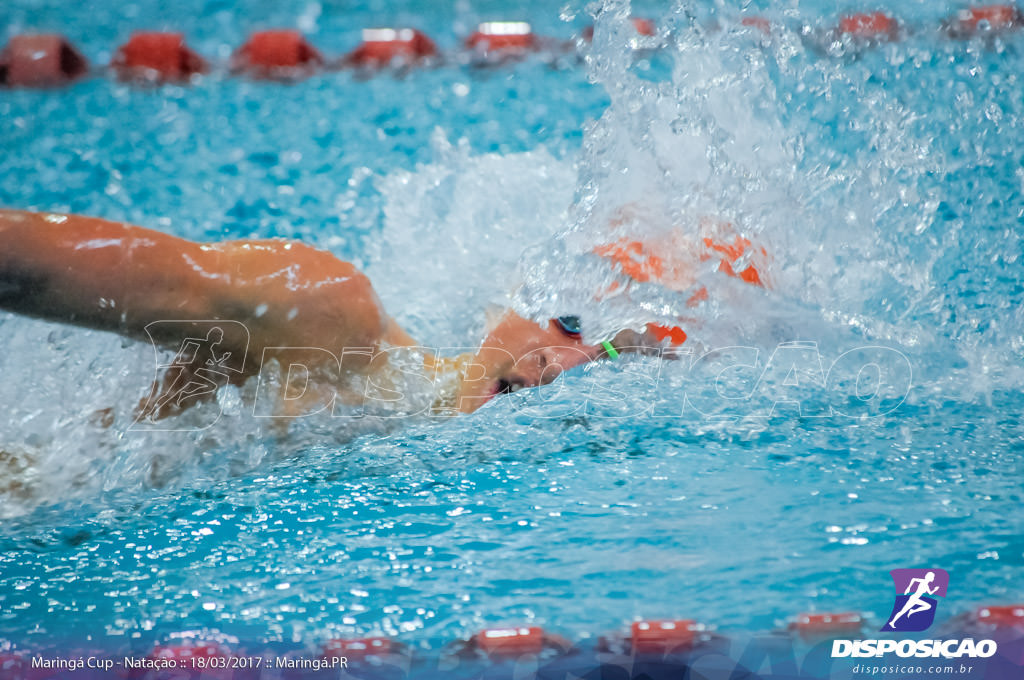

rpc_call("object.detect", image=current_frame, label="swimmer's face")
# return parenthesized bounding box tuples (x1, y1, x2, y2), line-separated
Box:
(456, 312, 603, 412)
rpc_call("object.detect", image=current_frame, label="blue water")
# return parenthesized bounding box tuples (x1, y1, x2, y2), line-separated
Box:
(1, 0, 1023, 658)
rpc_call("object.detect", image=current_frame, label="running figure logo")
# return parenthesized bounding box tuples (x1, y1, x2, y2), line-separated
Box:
(132, 320, 250, 431)
(881, 568, 950, 632)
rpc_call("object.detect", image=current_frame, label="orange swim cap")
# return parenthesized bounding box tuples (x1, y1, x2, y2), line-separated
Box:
(594, 233, 767, 346)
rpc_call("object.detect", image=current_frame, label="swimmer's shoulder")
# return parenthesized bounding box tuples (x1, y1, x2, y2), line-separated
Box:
(199, 238, 388, 356)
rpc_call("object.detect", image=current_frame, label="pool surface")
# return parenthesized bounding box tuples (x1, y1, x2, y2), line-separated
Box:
(1, 0, 1023, 676)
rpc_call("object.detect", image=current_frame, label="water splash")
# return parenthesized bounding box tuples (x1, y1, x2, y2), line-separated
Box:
(508, 0, 1022, 398)
(366, 130, 577, 348)
(2, 0, 1023, 523)
(514, 1, 802, 344)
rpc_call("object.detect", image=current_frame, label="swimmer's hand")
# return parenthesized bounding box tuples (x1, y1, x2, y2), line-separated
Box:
(606, 327, 686, 359)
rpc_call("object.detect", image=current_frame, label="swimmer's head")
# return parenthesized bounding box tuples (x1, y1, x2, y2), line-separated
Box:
(448, 221, 770, 412)
(454, 311, 605, 413)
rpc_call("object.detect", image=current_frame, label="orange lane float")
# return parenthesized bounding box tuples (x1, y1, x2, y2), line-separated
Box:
(838, 12, 900, 40)
(0, 34, 88, 87)
(231, 30, 322, 78)
(112, 32, 206, 81)
(343, 28, 438, 68)
(945, 4, 1021, 37)
(788, 612, 865, 639)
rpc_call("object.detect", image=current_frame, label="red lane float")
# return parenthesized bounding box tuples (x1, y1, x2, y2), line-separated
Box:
(975, 604, 1024, 627)
(112, 32, 206, 81)
(0, 34, 88, 87)
(476, 626, 546, 657)
(788, 612, 864, 639)
(466, 22, 537, 55)
(741, 16, 772, 35)
(344, 28, 438, 68)
(448, 626, 572, 661)
(941, 603, 1024, 643)
(598, 619, 715, 656)
(945, 4, 1021, 37)
(148, 642, 232, 663)
(231, 30, 322, 77)
(581, 17, 657, 42)
(0, 653, 25, 675)
(838, 12, 899, 40)
(138, 642, 233, 679)
(632, 18, 658, 37)
(0, 653, 47, 680)
(630, 620, 703, 654)
(321, 637, 406, 662)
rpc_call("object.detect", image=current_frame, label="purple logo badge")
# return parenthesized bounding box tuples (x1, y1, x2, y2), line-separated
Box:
(881, 569, 950, 632)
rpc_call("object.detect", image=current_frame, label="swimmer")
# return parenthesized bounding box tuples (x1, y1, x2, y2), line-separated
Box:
(0, 209, 765, 419)
(885, 571, 939, 630)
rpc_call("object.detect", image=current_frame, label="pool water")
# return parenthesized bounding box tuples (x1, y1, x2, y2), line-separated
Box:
(1, 0, 1022, 663)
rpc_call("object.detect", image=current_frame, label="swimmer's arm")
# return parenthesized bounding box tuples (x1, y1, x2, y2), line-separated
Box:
(0, 210, 395, 365)
(0, 210, 217, 334)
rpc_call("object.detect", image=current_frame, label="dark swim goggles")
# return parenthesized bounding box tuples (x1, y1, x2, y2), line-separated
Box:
(554, 315, 582, 337)
(553, 315, 619, 359)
